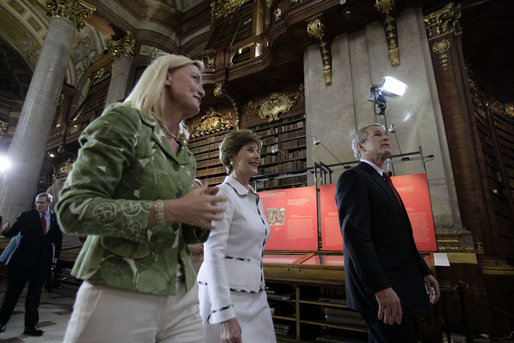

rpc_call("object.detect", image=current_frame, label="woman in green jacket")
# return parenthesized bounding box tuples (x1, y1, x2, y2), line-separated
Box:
(57, 54, 226, 343)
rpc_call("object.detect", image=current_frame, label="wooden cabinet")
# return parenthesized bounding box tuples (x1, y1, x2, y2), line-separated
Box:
(264, 257, 367, 343)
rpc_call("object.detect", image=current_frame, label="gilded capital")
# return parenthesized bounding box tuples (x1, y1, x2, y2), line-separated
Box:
(424, 2, 462, 40)
(46, 0, 95, 30)
(105, 32, 136, 60)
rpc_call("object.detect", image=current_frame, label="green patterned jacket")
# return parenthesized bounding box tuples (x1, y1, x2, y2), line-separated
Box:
(56, 103, 209, 296)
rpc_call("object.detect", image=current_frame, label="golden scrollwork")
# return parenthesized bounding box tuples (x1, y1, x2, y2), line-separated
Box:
(58, 158, 75, 177)
(375, 0, 400, 66)
(214, 82, 239, 117)
(46, 0, 95, 30)
(211, 0, 251, 18)
(424, 2, 462, 40)
(0, 120, 7, 139)
(92, 67, 111, 85)
(191, 108, 239, 138)
(248, 84, 304, 122)
(105, 31, 136, 60)
(432, 38, 450, 70)
(307, 19, 332, 85)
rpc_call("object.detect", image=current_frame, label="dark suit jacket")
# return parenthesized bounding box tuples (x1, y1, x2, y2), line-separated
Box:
(335, 162, 431, 317)
(2, 209, 62, 269)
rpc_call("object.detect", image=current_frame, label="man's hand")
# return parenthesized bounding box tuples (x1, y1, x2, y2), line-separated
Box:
(220, 317, 242, 343)
(424, 274, 440, 304)
(375, 287, 402, 325)
(1, 223, 10, 232)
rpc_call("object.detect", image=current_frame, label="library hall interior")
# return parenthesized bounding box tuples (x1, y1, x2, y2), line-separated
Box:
(0, 0, 513, 342)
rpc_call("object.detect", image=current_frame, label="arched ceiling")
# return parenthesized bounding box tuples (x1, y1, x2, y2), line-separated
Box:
(0, 0, 512, 102)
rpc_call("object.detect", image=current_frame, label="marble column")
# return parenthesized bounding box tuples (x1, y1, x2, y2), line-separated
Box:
(104, 32, 136, 106)
(0, 2, 94, 222)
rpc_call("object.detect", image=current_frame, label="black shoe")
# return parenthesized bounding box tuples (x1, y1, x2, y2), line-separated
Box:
(23, 325, 44, 336)
(0, 323, 5, 332)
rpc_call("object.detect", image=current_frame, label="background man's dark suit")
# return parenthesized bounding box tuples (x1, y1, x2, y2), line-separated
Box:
(335, 124, 438, 342)
(0, 199, 62, 334)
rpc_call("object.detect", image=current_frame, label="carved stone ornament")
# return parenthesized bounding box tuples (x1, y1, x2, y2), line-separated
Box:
(211, 0, 251, 18)
(191, 108, 239, 138)
(424, 2, 462, 40)
(307, 19, 332, 85)
(46, 0, 95, 30)
(248, 84, 304, 122)
(105, 31, 136, 60)
(375, 0, 400, 67)
(432, 38, 450, 70)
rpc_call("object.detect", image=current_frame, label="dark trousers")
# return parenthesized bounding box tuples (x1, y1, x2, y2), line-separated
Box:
(0, 264, 47, 327)
(361, 310, 419, 343)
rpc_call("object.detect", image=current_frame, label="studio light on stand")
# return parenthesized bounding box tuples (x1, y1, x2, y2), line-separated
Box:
(368, 76, 407, 130)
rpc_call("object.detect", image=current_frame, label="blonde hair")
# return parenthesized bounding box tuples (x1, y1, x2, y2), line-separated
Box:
(219, 129, 262, 174)
(124, 54, 204, 139)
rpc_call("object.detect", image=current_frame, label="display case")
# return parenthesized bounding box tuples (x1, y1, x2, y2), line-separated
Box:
(263, 254, 368, 343)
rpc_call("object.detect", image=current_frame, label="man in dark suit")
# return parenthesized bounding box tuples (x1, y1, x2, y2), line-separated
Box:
(0, 192, 62, 336)
(335, 123, 440, 342)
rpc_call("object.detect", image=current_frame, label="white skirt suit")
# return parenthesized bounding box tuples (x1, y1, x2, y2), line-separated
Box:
(198, 176, 276, 343)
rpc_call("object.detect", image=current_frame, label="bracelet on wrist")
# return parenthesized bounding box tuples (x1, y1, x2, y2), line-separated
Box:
(154, 200, 165, 226)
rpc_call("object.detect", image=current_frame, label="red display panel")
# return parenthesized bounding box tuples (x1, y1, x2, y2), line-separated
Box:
(393, 173, 437, 251)
(259, 186, 318, 251)
(319, 174, 437, 252)
(319, 184, 343, 250)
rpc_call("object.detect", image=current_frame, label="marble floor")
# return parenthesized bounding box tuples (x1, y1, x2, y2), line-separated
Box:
(0, 280, 510, 343)
(0, 282, 74, 343)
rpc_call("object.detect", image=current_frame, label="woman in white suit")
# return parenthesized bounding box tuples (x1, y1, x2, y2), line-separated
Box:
(198, 129, 276, 343)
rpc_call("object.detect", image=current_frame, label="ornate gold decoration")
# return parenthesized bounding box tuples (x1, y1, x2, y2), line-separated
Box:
(191, 108, 239, 138)
(248, 84, 304, 122)
(92, 67, 111, 85)
(211, 0, 251, 18)
(432, 38, 450, 70)
(307, 19, 332, 85)
(46, 0, 95, 30)
(424, 2, 462, 40)
(105, 31, 136, 60)
(479, 257, 514, 275)
(375, 0, 400, 67)
(214, 82, 239, 117)
(436, 229, 476, 253)
(58, 158, 75, 176)
(0, 120, 7, 139)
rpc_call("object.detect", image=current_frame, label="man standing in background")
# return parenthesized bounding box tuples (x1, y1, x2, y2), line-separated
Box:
(335, 123, 439, 342)
(0, 192, 62, 336)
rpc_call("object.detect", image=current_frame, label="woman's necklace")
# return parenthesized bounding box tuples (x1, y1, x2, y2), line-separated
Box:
(160, 124, 177, 140)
